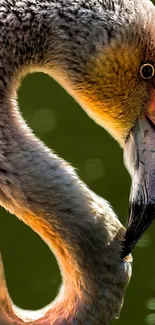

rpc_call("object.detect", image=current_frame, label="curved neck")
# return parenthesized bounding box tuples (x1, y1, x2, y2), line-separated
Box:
(0, 1, 128, 325)
(0, 85, 124, 325)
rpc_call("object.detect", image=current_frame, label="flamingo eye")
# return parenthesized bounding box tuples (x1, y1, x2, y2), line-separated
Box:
(140, 63, 155, 80)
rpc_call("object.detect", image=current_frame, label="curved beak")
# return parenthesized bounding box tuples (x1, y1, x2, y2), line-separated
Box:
(121, 114, 155, 258)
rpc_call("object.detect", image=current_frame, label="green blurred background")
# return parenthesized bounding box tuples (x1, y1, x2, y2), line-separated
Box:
(1, 5, 155, 324)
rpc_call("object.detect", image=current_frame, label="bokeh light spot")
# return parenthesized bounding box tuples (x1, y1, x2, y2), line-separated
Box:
(84, 158, 105, 181)
(145, 313, 155, 324)
(147, 298, 155, 311)
(32, 108, 57, 133)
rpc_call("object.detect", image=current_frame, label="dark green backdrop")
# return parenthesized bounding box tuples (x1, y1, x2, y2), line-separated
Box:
(1, 4, 155, 324)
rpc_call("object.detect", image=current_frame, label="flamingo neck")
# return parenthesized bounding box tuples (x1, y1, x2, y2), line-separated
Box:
(0, 1, 130, 324)
(0, 88, 125, 324)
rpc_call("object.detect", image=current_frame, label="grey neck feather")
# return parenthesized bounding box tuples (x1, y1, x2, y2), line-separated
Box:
(0, 1, 133, 324)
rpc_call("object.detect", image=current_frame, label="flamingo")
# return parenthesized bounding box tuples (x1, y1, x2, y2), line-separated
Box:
(1, 0, 155, 323)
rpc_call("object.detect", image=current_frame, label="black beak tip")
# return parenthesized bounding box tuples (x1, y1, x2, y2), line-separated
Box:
(121, 203, 155, 259)
(121, 229, 136, 259)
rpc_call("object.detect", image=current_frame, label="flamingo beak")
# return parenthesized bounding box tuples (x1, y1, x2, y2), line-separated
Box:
(121, 90, 155, 258)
